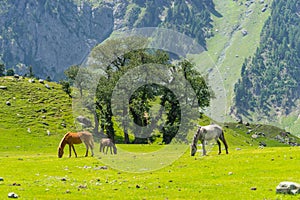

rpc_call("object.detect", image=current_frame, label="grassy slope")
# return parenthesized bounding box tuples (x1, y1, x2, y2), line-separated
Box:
(0, 76, 299, 199)
(192, 0, 272, 121)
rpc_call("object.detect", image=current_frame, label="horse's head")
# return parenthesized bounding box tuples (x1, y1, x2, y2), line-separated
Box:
(58, 147, 64, 158)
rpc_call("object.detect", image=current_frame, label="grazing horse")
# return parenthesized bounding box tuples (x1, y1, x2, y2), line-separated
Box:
(58, 131, 94, 158)
(100, 138, 117, 155)
(191, 124, 228, 156)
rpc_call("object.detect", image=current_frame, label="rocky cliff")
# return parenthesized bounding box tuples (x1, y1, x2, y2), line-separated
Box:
(0, 0, 113, 80)
(0, 0, 215, 80)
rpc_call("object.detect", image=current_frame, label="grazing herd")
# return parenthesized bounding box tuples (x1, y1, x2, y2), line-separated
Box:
(57, 124, 228, 158)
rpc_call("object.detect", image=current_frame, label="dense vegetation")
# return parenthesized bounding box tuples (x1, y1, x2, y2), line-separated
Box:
(233, 0, 300, 119)
(127, 0, 215, 47)
(69, 38, 211, 144)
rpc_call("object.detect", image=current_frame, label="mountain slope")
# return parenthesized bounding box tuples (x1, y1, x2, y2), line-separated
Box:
(0, 0, 113, 80)
(0, 0, 215, 80)
(231, 0, 300, 133)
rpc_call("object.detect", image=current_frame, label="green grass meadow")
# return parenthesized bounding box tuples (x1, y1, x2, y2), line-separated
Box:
(0, 130, 299, 199)
(0, 73, 300, 199)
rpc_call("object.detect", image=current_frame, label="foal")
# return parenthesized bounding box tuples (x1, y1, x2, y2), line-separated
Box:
(100, 138, 117, 155)
(58, 131, 94, 158)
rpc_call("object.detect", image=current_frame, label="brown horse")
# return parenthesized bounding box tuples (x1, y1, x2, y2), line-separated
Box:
(58, 131, 94, 158)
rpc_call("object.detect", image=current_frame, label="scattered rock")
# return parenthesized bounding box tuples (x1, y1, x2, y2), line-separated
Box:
(251, 134, 258, 139)
(259, 141, 267, 147)
(262, 7, 267, 12)
(0, 86, 7, 90)
(61, 123, 66, 128)
(45, 84, 50, 89)
(276, 181, 300, 195)
(228, 172, 233, 175)
(235, 148, 242, 151)
(13, 74, 19, 79)
(241, 29, 248, 36)
(61, 177, 67, 181)
(76, 115, 92, 127)
(11, 183, 21, 186)
(39, 79, 44, 84)
(0, 177, 4, 181)
(78, 185, 87, 189)
(250, 187, 257, 190)
(8, 192, 18, 198)
(94, 166, 108, 170)
(28, 79, 35, 83)
(41, 122, 49, 126)
(136, 184, 140, 189)
(6, 101, 11, 106)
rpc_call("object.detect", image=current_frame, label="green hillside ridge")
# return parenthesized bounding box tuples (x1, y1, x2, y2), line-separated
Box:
(0, 76, 299, 149)
(0, 76, 74, 136)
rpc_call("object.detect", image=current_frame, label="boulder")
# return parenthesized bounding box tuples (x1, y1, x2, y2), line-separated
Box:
(8, 192, 18, 198)
(0, 86, 7, 90)
(76, 116, 92, 127)
(276, 181, 300, 195)
(45, 84, 50, 89)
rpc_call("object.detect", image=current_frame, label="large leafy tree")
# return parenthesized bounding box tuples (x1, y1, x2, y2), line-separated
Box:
(84, 37, 211, 143)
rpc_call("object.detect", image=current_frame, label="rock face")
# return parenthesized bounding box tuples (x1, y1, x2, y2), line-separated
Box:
(0, 0, 215, 80)
(0, 0, 113, 80)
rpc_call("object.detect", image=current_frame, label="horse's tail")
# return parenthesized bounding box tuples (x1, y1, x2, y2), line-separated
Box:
(89, 134, 95, 149)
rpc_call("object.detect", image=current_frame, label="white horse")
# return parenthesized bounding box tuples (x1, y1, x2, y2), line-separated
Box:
(100, 138, 117, 155)
(191, 124, 228, 156)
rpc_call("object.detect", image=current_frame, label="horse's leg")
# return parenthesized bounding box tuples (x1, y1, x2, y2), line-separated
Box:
(69, 144, 72, 157)
(91, 146, 94, 157)
(71, 145, 77, 157)
(220, 132, 229, 154)
(216, 139, 221, 154)
(110, 146, 113, 154)
(105, 146, 108, 154)
(84, 143, 89, 157)
(201, 140, 206, 156)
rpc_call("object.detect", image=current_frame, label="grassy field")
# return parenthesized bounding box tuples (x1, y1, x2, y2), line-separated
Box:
(1, 76, 300, 199)
(0, 129, 299, 199)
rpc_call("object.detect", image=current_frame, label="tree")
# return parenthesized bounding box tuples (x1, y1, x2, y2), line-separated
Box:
(64, 65, 79, 83)
(60, 80, 72, 97)
(0, 63, 5, 77)
(28, 66, 34, 78)
(6, 68, 14, 76)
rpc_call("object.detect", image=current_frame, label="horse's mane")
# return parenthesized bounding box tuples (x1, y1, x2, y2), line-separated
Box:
(191, 127, 201, 146)
(58, 132, 69, 148)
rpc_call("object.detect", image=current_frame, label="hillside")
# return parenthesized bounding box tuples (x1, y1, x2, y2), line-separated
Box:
(0, 76, 74, 136)
(231, 0, 300, 133)
(0, 76, 299, 148)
